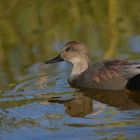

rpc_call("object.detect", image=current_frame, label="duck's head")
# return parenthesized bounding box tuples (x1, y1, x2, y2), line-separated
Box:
(45, 41, 90, 65)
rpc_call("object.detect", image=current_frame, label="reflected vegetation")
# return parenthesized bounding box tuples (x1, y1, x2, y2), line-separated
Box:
(0, 0, 140, 140)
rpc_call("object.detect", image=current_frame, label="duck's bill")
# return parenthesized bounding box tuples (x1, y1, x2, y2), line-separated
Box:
(45, 54, 64, 64)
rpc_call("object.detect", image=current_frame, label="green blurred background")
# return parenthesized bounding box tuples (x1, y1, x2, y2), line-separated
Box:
(0, 0, 140, 87)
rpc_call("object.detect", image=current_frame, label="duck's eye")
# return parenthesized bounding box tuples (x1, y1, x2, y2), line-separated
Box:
(65, 47, 72, 52)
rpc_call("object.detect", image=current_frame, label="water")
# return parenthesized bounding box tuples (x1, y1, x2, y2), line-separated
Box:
(0, 62, 140, 140)
(0, 1, 140, 139)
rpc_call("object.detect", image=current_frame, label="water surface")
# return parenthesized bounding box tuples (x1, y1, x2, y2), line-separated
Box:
(0, 62, 140, 140)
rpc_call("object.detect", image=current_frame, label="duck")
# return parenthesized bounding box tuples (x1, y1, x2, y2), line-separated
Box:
(45, 41, 140, 90)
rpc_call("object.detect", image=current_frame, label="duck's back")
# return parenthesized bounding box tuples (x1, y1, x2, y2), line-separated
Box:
(72, 59, 140, 90)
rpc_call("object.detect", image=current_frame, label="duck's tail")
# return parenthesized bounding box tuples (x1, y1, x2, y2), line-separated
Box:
(125, 62, 140, 90)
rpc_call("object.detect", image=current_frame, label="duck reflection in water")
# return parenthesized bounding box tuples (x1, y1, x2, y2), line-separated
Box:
(64, 93, 93, 117)
(49, 90, 140, 118)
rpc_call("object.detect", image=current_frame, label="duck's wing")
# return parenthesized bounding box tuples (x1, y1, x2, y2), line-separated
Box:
(92, 59, 129, 82)
(91, 59, 140, 90)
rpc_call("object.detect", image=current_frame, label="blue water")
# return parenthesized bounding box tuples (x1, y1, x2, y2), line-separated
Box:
(0, 62, 140, 140)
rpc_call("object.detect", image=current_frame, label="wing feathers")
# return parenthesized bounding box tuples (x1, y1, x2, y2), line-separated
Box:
(92, 59, 129, 83)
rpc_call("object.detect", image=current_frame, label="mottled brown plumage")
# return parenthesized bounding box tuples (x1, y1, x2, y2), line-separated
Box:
(92, 59, 129, 83)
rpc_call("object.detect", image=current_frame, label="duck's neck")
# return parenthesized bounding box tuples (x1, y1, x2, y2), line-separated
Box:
(70, 59, 90, 81)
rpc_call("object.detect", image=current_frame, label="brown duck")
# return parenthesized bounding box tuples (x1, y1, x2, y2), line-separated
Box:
(45, 41, 140, 90)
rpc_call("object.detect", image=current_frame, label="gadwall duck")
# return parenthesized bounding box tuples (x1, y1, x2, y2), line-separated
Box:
(45, 41, 140, 90)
